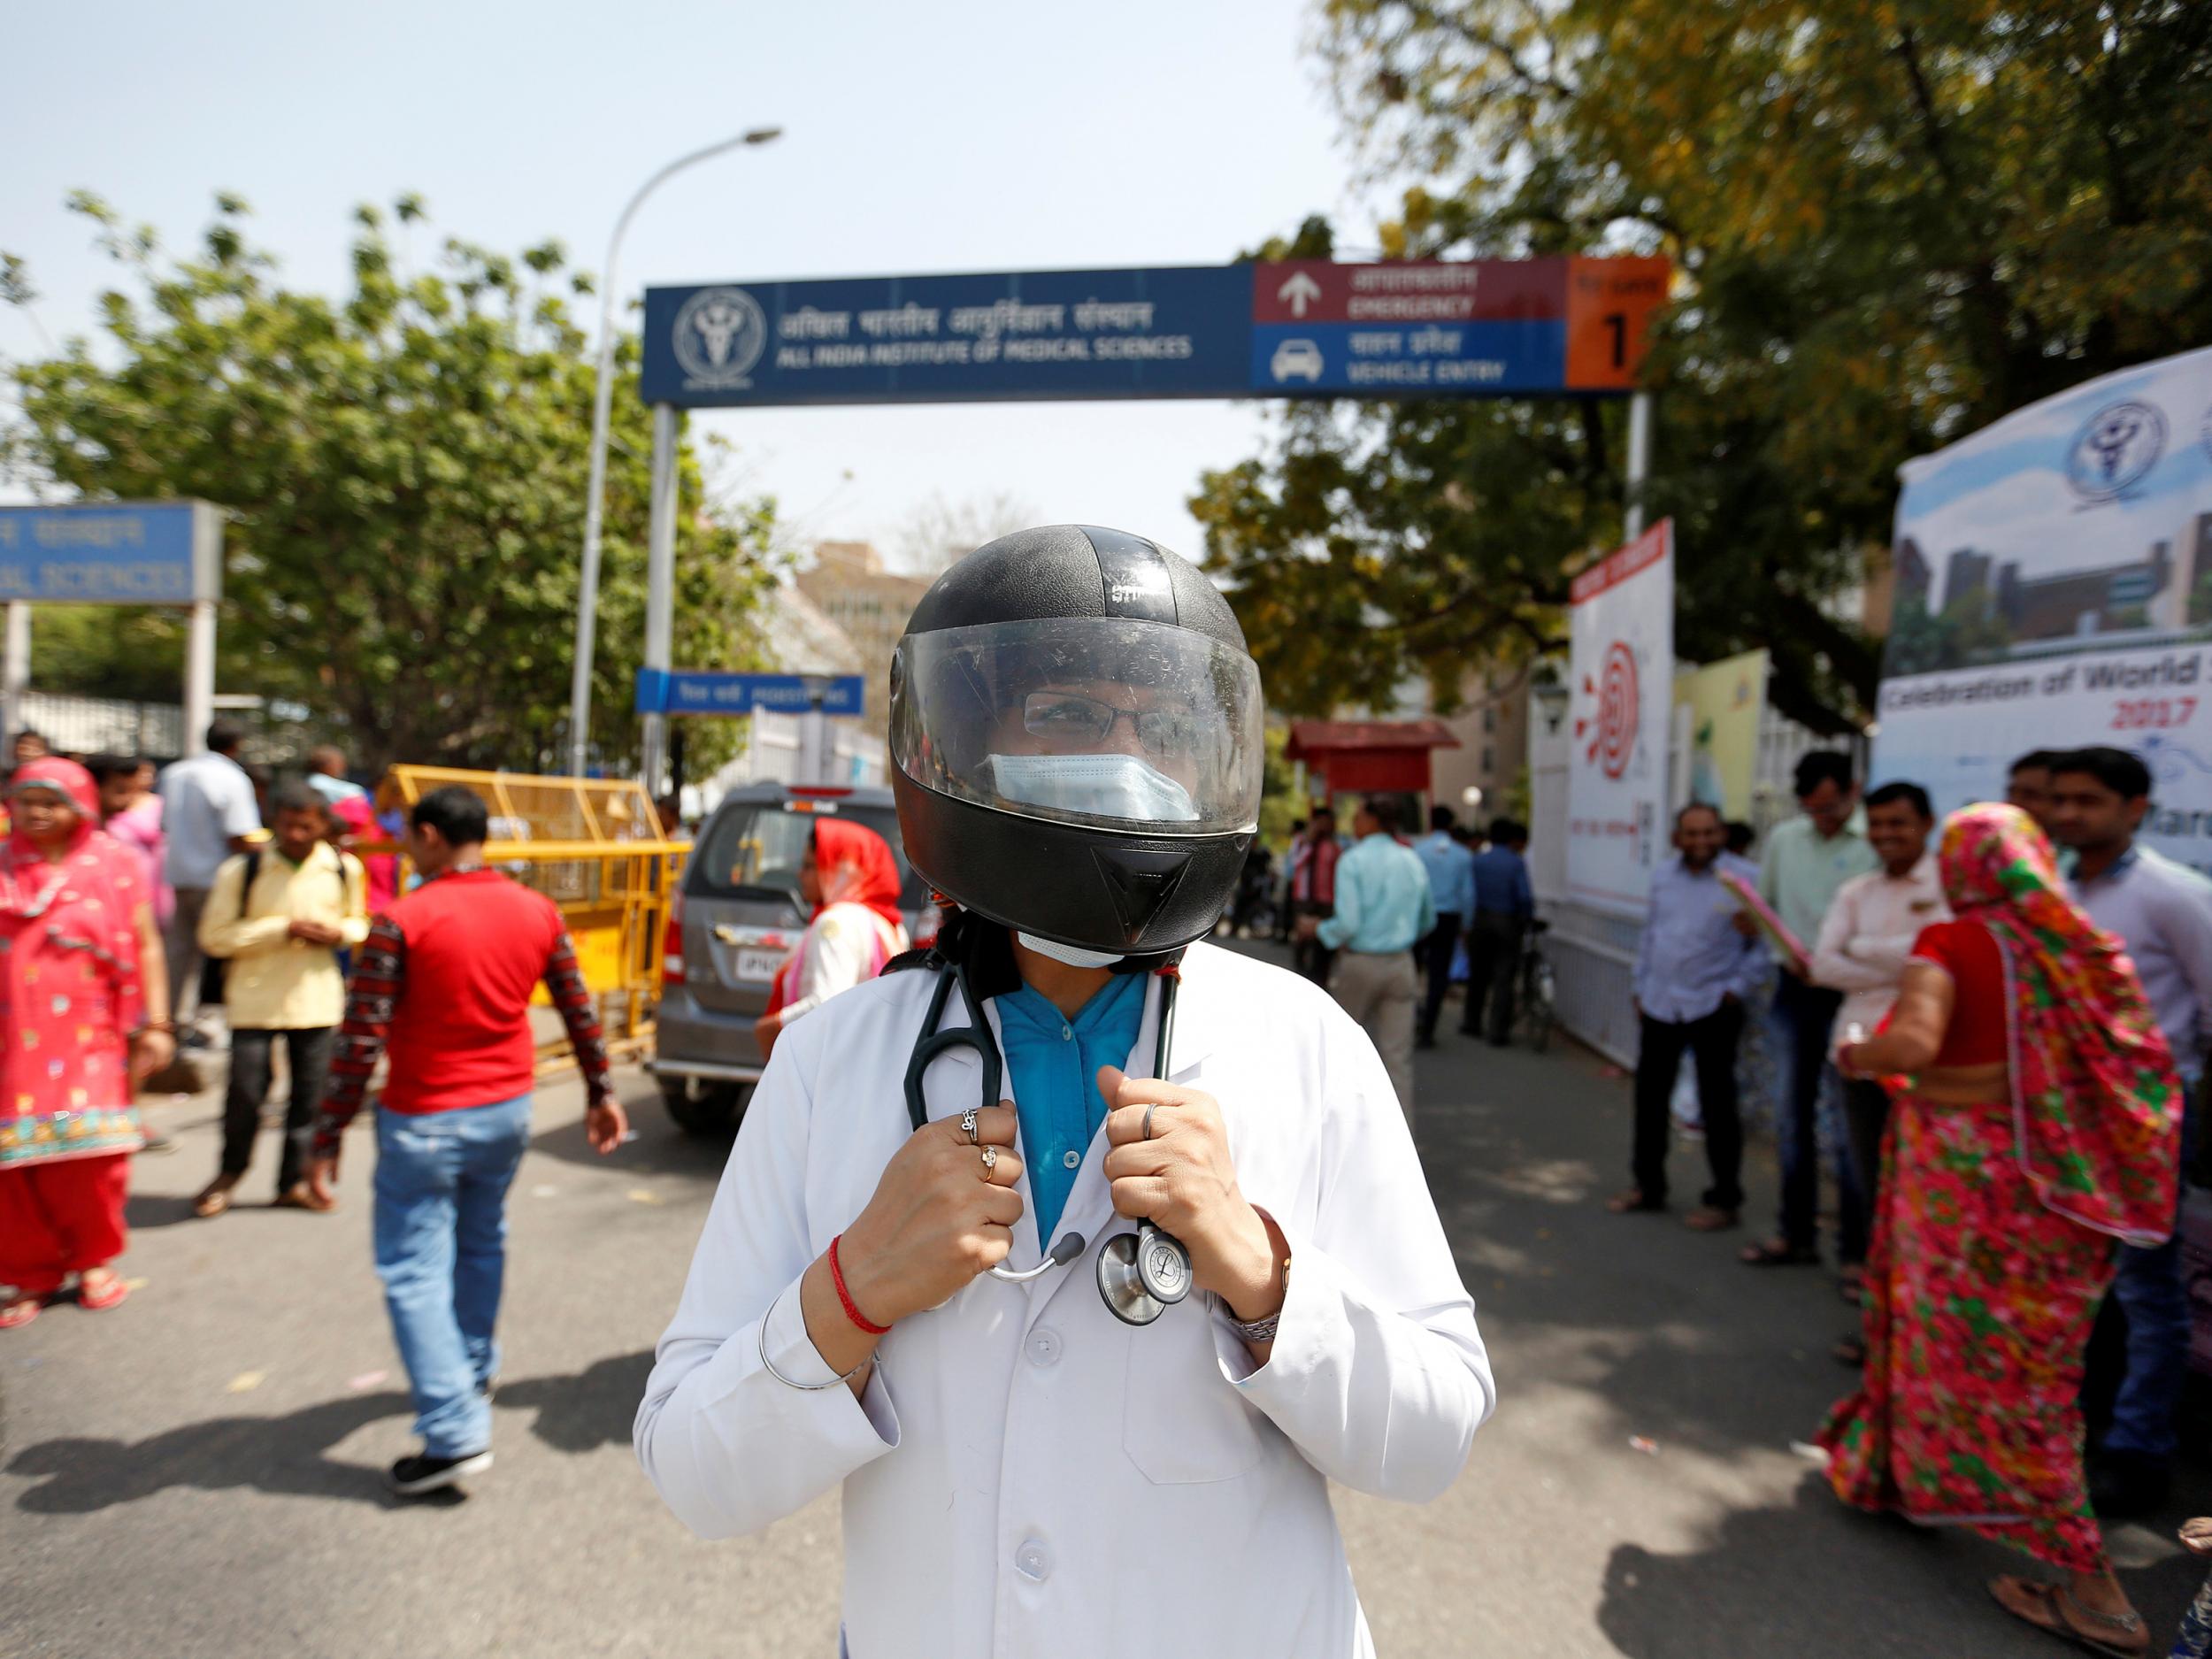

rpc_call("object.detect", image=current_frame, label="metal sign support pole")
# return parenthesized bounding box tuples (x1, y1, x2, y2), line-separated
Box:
(1624, 390, 1654, 540)
(183, 599, 216, 757)
(1, 603, 28, 748)
(639, 401, 680, 793)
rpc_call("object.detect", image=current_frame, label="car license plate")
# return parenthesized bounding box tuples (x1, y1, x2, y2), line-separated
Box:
(735, 947, 786, 984)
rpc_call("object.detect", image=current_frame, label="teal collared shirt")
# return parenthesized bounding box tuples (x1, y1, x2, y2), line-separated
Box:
(1317, 832, 1437, 955)
(1756, 810, 1878, 950)
(995, 971, 1148, 1244)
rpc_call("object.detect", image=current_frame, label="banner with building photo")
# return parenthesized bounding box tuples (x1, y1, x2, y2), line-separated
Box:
(1677, 649, 1769, 821)
(1871, 344, 2212, 874)
(1565, 519, 1674, 914)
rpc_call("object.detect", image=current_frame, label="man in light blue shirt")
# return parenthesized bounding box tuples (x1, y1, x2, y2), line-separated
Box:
(1412, 805, 1476, 1050)
(1296, 796, 1435, 1118)
(1611, 803, 1765, 1228)
(2048, 746, 2212, 1517)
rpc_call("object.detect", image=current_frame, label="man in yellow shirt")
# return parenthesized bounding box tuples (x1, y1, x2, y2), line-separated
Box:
(193, 782, 370, 1217)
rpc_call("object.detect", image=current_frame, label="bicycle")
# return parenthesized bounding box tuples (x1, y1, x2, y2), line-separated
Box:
(1515, 918, 1556, 1053)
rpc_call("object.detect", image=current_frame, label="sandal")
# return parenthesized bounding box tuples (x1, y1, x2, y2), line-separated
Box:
(1839, 1264, 1865, 1304)
(1740, 1237, 1821, 1267)
(273, 1183, 336, 1213)
(76, 1269, 129, 1312)
(1605, 1187, 1666, 1215)
(194, 1176, 239, 1219)
(0, 1294, 44, 1331)
(1684, 1205, 1740, 1233)
(1988, 1576, 2147, 1657)
(1832, 1335, 1866, 1367)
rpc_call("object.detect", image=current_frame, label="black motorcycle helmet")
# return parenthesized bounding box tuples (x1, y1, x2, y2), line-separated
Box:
(887, 525, 1264, 958)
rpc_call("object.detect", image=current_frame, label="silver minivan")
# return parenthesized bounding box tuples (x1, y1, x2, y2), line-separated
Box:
(652, 782, 935, 1134)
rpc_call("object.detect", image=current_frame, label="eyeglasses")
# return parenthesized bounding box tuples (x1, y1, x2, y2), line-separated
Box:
(1021, 691, 1211, 758)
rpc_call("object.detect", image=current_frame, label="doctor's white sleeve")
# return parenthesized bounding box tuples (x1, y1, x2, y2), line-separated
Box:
(1219, 1016, 1495, 1503)
(634, 1039, 899, 1538)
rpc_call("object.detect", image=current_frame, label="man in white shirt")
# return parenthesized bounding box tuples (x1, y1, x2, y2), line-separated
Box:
(158, 719, 263, 1032)
(1808, 782, 1946, 1282)
(635, 526, 1488, 1657)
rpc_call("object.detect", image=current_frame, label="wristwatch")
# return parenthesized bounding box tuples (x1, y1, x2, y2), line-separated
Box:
(1222, 1255, 1292, 1343)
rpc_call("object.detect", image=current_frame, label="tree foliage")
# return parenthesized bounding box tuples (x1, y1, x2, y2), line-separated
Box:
(1197, 0, 2212, 729)
(3, 194, 780, 772)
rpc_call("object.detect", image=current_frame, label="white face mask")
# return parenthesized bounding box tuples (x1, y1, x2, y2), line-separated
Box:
(987, 750, 1202, 826)
(1016, 932, 1125, 970)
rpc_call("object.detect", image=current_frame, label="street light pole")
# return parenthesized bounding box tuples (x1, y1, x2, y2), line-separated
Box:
(566, 125, 783, 778)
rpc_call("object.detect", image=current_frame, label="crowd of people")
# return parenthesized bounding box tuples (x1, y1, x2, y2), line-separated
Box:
(1621, 742, 2211, 1653)
(0, 724, 631, 1497)
(1279, 800, 1534, 1119)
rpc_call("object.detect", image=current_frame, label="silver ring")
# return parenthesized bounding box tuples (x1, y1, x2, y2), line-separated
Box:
(980, 1145, 999, 1177)
(959, 1108, 979, 1145)
(1142, 1103, 1157, 1141)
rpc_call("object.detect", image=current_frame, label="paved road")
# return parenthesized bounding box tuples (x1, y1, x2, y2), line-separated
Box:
(7, 952, 2209, 1656)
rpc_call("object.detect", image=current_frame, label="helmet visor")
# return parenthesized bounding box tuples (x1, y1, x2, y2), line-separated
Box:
(891, 618, 1263, 836)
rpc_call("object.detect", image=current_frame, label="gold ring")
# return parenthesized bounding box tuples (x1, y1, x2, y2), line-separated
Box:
(980, 1145, 999, 1177)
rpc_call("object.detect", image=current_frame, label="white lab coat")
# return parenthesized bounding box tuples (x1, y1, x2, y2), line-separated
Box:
(635, 941, 1493, 1658)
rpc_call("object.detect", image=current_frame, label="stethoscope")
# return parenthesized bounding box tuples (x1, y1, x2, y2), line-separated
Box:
(902, 949, 1194, 1326)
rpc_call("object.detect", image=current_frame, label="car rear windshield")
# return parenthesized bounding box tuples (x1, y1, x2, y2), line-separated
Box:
(688, 802, 929, 911)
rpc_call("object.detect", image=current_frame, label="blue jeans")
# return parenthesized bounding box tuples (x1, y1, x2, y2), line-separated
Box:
(373, 1094, 533, 1458)
(1767, 974, 1863, 1256)
(2104, 1081, 2199, 1461)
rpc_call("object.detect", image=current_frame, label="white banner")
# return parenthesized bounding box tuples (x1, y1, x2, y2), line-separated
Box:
(1566, 519, 1674, 914)
(1874, 344, 2212, 875)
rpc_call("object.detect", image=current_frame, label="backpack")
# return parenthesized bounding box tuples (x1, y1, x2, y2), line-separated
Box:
(197, 849, 359, 1006)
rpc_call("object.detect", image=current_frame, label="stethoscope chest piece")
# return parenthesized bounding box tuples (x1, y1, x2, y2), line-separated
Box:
(1095, 1220, 1193, 1326)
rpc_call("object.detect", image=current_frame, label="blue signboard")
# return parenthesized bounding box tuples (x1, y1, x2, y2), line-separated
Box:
(0, 501, 221, 603)
(637, 670, 868, 718)
(643, 266, 1249, 407)
(641, 257, 1670, 409)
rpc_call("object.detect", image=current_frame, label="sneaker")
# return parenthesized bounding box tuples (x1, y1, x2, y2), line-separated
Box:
(387, 1449, 492, 1497)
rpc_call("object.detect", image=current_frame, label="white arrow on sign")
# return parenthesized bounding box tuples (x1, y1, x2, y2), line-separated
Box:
(1276, 271, 1323, 318)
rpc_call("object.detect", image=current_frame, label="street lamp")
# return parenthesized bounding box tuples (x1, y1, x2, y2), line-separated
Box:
(1533, 678, 1571, 736)
(566, 125, 784, 778)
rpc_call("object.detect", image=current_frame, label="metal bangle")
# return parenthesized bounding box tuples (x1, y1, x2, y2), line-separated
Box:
(756, 1290, 876, 1392)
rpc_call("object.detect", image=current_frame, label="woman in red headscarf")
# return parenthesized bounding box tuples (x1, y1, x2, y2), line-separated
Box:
(1819, 803, 2181, 1655)
(753, 818, 910, 1062)
(0, 758, 174, 1327)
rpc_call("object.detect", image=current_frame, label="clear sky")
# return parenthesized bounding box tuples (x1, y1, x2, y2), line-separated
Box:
(3, 0, 1370, 564)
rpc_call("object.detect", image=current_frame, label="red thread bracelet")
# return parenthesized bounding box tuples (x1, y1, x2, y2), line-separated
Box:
(828, 1234, 890, 1335)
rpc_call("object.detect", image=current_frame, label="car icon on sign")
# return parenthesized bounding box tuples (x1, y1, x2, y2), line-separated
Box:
(1270, 340, 1325, 382)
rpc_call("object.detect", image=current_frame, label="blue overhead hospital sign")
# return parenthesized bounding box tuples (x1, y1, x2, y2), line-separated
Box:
(641, 257, 1669, 408)
(0, 501, 223, 603)
(636, 670, 867, 718)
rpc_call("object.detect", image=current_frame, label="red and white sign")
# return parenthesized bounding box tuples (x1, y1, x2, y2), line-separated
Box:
(1566, 520, 1674, 914)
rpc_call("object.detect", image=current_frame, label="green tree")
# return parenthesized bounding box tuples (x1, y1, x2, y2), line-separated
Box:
(1199, 0, 2212, 730)
(2, 193, 780, 773)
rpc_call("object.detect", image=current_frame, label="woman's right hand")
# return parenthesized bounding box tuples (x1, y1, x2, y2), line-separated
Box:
(837, 1104, 1025, 1327)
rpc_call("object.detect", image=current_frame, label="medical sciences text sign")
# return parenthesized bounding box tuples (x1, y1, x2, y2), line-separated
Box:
(641, 257, 1667, 408)
(0, 501, 223, 603)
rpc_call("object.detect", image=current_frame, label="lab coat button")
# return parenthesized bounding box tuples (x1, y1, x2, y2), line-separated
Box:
(1026, 1327, 1063, 1368)
(1016, 1540, 1051, 1581)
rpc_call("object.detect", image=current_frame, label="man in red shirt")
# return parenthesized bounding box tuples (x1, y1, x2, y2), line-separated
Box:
(307, 785, 628, 1496)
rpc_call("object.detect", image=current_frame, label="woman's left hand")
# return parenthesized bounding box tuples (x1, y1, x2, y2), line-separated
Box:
(1100, 1064, 1285, 1322)
(129, 1027, 174, 1087)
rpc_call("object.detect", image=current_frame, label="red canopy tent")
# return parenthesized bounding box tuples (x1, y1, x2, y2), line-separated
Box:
(1283, 719, 1461, 799)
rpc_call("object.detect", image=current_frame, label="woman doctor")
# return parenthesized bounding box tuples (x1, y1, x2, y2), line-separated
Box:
(635, 525, 1492, 1658)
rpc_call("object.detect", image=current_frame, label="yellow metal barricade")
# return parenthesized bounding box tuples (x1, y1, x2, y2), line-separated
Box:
(383, 767, 687, 1071)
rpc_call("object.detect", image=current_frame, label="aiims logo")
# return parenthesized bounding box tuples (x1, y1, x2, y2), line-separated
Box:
(2065, 399, 2166, 503)
(673, 287, 767, 389)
